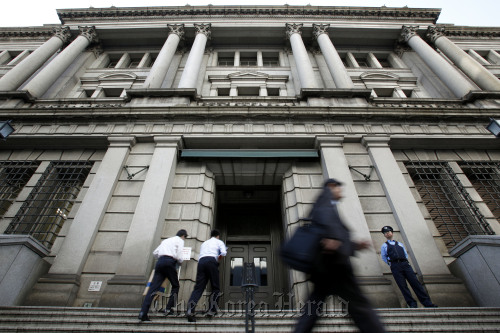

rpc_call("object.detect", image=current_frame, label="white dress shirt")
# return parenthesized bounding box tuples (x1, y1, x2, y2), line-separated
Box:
(153, 236, 185, 263)
(199, 237, 227, 260)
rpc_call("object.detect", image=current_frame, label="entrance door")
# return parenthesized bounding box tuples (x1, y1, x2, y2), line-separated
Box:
(224, 242, 274, 308)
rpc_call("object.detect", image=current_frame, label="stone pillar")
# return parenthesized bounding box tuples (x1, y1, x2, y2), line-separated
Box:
(315, 136, 393, 306)
(177, 23, 211, 89)
(0, 27, 71, 91)
(234, 51, 240, 67)
(363, 136, 449, 276)
(257, 50, 263, 66)
(100, 137, 182, 307)
(400, 26, 475, 98)
(313, 24, 354, 88)
(362, 136, 476, 306)
(25, 137, 136, 306)
(143, 24, 184, 89)
(286, 23, 318, 89)
(427, 26, 500, 91)
(22, 26, 98, 98)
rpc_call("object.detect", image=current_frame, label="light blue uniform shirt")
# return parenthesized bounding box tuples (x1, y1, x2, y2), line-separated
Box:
(381, 240, 409, 265)
(199, 237, 227, 260)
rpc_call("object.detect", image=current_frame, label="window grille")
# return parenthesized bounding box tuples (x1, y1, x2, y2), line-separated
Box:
(405, 161, 494, 249)
(0, 161, 40, 217)
(459, 161, 500, 223)
(5, 161, 93, 248)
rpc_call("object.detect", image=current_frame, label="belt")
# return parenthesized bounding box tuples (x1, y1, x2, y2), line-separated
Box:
(390, 259, 408, 263)
(160, 255, 174, 259)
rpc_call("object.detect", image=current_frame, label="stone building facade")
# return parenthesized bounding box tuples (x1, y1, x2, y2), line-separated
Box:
(0, 5, 499, 310)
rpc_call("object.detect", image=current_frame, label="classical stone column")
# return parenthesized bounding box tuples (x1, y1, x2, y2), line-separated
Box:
(143, 24, 184, 89)
(286, 23, 318, 89)
(22, 26, 98, 98)
(177, 23, 211, 89)
(363, 136, 450, 276)
(427, 26, 500, 91)
(0, 26, 71, 91)
(400, 26, 475, 98)
(26, 137, 136, 306)
(100, 137, 182, 307)
(313, 24, 354, 88)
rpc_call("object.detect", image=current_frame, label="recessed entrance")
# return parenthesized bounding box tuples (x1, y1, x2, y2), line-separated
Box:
(215, 185, 287, 309)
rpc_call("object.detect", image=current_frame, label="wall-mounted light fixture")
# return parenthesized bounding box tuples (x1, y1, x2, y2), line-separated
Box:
(0, 120, 14, 139)
(486, 118, 500, 138)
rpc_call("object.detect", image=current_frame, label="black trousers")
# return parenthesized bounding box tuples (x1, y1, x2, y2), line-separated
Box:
(390, 261, 433, 307)
(294, 260, 385, 333)
(187, 256, 220, 313)
(140, 256, 179, 314)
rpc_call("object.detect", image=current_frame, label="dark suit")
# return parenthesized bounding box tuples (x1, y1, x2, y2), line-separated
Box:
(293, 188, 385, 333)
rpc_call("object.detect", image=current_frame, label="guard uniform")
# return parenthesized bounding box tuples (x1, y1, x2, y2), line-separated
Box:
(381, 237, 436, 308)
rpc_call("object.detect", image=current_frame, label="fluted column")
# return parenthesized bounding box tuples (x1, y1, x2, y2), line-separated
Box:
(0, 27, 71, 91)
(400, 26, 475, 98)
(286, 23, 318, 89)
(177, 23, 211, 89)
(143, 24, 184, 89)
(313, 24, 354, 88)
(22, 26, 98, 98)
(427, 26, 500, 91)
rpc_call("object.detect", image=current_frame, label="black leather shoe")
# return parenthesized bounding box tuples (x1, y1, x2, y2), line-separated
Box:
(163, 308, 174, 316)
(138, 312, 151, 321)
(425, 304, 438, 308)
(205, 310, 217, 317)
(186, 309, 196, 322)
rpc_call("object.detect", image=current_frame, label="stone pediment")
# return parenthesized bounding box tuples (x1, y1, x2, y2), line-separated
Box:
(97, 72, 137, 81)
(360, 71, 400, 81)
(227, 71, 269, 79)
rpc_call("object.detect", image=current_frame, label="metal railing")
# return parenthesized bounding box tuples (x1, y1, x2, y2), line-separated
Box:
(242, 262, 258, 333)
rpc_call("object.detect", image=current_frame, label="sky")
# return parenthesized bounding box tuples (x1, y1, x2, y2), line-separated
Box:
(0, 0, 499, 28)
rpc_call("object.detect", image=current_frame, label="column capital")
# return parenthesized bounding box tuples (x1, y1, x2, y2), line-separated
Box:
(78, 26, 99, 44)
(52, 26, 71, 44)
(168, 24, 185, 39)
(426, 25, 446, 44)
(362, 136, 390, 148)
(312, 23, 330, 40)
(399, 25, 419, 43)
(194, 23, 211, 40)
(108, 136, 137, 148)
(285, 23, 303, 40)
(154, 136, 184, 149)
(315, 135, 344, 149)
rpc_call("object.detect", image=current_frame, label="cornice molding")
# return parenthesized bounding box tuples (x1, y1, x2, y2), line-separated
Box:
(0, 27, 55, 39)
(56, 6, 441, 24)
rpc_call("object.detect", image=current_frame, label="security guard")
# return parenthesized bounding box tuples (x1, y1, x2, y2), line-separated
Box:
(381, 226, 437, 308)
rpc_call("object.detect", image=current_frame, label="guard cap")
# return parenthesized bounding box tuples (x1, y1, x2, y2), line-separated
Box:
(381, 226, 394, 234)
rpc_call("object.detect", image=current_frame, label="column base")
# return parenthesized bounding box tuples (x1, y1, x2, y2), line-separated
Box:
(24, 273, 80, 306)
(99, 275, 147, 308)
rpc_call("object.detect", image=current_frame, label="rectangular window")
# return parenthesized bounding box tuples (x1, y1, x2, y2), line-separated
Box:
(217, 88, 230, 96)
(237, 87, 259, 96)
(405, 161, 494, 249)
(4, 161, 93, 248)
(218, 52, 234, 67)
(240, 52, 257, 66)
(0, 161, 40, 218)
(262, 52, 279, 67)
(459, 162, 500, 223)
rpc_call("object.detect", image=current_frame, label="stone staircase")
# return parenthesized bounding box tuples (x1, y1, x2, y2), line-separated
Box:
(1, 306, 500, 332)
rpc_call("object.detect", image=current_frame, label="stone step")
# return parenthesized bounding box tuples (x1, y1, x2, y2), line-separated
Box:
(1, 306, 499, 332)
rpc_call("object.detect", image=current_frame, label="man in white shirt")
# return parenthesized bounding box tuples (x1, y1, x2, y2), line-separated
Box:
(186, 229, 227, 322)
(138, 229, 188, 321)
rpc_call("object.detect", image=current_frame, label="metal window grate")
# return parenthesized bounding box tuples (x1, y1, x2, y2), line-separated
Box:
(0, 161, 40, 218)
(459, 161, 500, 223)
(405, 161, 494, 249)
(5, 161, 93, 248)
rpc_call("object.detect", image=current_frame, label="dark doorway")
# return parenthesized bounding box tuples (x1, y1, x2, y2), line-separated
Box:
(215, 185, 287, 310)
